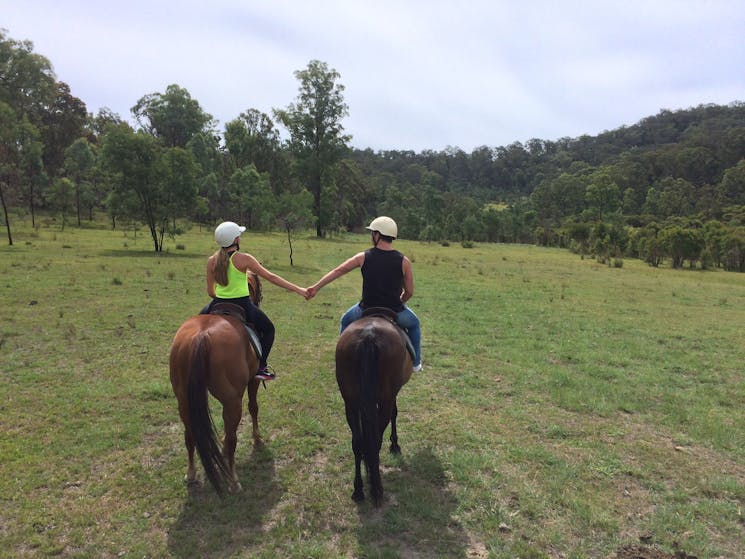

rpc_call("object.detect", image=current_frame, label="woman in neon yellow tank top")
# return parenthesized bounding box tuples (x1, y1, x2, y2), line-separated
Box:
(205, 221, 309, 380)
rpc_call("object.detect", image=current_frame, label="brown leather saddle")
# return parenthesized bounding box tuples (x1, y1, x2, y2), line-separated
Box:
(210, 302, 263, 359)
(361, 306, 416, 362)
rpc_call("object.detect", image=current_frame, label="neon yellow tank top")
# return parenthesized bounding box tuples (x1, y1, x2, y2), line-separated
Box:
(215, 254, 250, 299)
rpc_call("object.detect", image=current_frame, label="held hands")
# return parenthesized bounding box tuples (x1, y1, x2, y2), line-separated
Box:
(294, 285, 319, 301)
(298, 287, 311, 300)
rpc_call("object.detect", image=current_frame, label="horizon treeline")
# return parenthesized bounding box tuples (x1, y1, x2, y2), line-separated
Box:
(1, 29, 744, 271)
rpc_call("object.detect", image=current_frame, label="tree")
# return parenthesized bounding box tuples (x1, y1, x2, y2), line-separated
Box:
(657, 177, 695, 217)
(132, 84, 213, 148)
(660, 225, 704, 268)
(0, 101, 45, 242)
(101, 126, 168, 251)
(160, 146, 200, 233)
(224, 109, 282, 179)
(40, 81, 88, 176)
(228, 165, 273, 229)
(275, 190, 313, 266)
(275, 60, 350, 237)
(64, 137, 96, 225)
(585, 169, 620, 221)
(0, 30, 56, 240)
(48, 177, 75, 229)
(718, 160, 745, 206)
(0, 30, 56, 128)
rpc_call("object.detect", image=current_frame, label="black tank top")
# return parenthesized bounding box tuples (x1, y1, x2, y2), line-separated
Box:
(361, 248, 404, 312)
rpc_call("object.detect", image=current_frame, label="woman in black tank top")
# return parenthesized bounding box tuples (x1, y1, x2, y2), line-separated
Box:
(306, 217, 422, 371)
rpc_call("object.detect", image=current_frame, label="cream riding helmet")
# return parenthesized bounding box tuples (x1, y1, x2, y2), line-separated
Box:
(214, 221, 246, 248)
(366, 216, 397, 239)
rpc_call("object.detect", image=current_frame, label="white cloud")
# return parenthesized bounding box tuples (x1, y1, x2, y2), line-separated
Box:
(2, 0, 744, 151)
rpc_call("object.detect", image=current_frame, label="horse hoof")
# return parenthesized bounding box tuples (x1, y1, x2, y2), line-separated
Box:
(390, 444, 401, 454)
(352, 490, 365, 502)
(228, 481, 243, 493)
(185, 477, 202, 488)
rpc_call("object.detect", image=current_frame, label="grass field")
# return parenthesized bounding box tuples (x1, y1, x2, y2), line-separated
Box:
(1, 220, 743, 558)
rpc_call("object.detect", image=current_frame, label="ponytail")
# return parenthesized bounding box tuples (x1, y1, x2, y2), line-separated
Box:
(212, 248, 231, 286)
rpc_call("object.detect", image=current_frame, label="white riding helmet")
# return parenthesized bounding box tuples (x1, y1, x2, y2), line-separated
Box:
(214, 221, 246, 247)
(366, 216, 397, 238)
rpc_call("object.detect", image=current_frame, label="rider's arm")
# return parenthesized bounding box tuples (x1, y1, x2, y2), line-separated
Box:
(401, 256, 414, 303)
(233, 252, 306, 296)
(312, 252, 365, 292)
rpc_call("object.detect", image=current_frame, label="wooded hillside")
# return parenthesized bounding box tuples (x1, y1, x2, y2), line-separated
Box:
(2, 29, 743, 270)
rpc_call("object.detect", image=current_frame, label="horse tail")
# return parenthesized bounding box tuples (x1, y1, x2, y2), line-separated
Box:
(187, 332, 230, 495)
(357, 329, 383, 502)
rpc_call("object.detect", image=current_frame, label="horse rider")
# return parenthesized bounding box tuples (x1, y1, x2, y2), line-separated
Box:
(306, 216, 422, 372)
(203, 221, 309, 380)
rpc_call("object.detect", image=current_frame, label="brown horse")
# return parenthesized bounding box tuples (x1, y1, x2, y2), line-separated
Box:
(335, 310, 413, 506)
(169, 313, 261, 494)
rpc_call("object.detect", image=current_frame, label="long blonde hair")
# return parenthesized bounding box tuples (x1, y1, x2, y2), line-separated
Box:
(212, 248, 232, 286)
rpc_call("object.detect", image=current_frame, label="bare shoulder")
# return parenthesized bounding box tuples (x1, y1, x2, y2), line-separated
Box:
(232, 251, 258, 272)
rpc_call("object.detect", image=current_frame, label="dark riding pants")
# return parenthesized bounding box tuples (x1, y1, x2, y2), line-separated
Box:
(201, 296, 274, 368)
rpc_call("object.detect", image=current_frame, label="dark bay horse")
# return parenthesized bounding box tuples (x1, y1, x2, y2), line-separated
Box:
(335, 310, 413, 506)
(169, 313, 261, 494)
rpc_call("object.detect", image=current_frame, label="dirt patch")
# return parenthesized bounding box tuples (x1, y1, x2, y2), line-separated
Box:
(612, 544, 697, 559)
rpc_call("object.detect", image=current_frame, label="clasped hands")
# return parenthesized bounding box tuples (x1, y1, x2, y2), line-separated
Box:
(298, 284, 320, 301)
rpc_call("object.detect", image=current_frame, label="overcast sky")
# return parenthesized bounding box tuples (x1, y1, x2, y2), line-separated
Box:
(3, 0, 744, 152)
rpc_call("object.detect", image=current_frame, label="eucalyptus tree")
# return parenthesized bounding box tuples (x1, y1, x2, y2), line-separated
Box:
(40, 81, 88, 177)
(228, 164, 273, 229)
(585, 169, 620, 221)
(0, 30, 55, 239)
(64, 137, 96, 225)
(0, 100, 46, 240)
(48, 177, 75, 230)
(0, 30, 56, 128)
(274, 60, 350, 237)
(101, 125, 198, 251)
(132, 84, 213, 148)
(224, 109, 281, 176)
(719, 160, 745, 206)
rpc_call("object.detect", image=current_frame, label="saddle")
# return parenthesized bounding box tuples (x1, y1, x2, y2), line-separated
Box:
(360, 306, 416, 362)
(210, 302, 263, 359)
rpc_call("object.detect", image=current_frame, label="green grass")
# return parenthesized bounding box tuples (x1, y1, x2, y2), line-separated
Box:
(1, 220, 744, 558)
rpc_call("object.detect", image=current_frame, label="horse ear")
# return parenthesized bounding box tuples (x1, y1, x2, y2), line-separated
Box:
(247, 271, 262, 307)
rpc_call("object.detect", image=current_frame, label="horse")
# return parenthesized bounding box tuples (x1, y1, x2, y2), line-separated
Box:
(169, 273, 263, 495)
(335, 309, 413, 506)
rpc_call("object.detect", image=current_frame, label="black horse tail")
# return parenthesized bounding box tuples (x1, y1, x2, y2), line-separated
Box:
(187, 332, 230, 495)
(357, 329, 383, 504)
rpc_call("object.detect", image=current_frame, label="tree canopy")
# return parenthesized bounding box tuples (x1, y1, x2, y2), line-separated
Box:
(1, 29, 744, 270)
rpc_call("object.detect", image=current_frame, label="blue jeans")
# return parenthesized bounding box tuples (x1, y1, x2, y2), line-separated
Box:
(340, 303, 421, 367)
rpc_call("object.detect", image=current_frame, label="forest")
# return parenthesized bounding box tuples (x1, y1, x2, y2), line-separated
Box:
(2, 29, 744, 271)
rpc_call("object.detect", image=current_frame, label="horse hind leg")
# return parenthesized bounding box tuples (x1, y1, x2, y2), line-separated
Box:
(389, 400, 401, 455)
(346, 404, 365, 502)
(221, 399, 243, 493)
(184, 429, 202, 488)
(247, 378, 263, 446)
(177, 402, 202, 488)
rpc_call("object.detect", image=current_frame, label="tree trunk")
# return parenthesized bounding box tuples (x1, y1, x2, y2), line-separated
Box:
(0, 181, 13, 246)
(286, 223, 294, 266)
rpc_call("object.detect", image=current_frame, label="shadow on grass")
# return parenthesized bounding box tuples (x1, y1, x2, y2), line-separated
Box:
(355, 447, 470, 558)
(166, 443, 283, 558)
